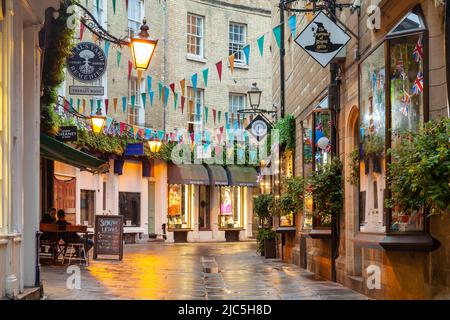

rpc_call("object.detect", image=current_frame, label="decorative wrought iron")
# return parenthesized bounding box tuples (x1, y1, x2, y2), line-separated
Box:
(74, 1, 129, 46)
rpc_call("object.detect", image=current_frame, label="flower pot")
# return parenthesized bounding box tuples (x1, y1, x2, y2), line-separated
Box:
(264, 238, 276, 259)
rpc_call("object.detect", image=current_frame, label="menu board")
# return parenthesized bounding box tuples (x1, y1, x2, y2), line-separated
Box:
(93, 215, 123, 260)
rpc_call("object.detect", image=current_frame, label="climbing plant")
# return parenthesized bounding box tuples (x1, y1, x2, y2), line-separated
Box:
(274, 114, 296, 151)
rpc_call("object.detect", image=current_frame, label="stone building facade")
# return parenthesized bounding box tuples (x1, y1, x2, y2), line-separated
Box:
(272, 0, 449, 299)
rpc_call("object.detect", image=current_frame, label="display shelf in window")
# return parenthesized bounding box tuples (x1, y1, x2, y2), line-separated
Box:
(168, 184, 191, 229)
(218, 186, 244, 229)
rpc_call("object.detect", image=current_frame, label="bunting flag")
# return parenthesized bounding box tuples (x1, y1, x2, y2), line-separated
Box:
(191, 73, 198, 93)
(243, 45, 250, 65)
(128, 60, 133, 80)
(216, 133, 222, 144)
(92, 33, 99, 43)
(105, 99, 109, 114)
(145, 128, 152, 140)
(218, 110, 222, 123)
(105, 117, 113, 130)
(80, 22, 85, 41)
(157, 130, 164, 141)
(306, 3, 314, 22)
(180, 79, 186, 96)
(163, 86, 170, 107)
(122, 97, 127, 113)
(119, 122, 126, 134)
(215, 61, 223, 81)
(202, 68, 209, 87)
(273, 24, 282, 49)
(125, 0, 129, 11)
(130, 95, 136, 112)
(174, 92, 178, 110)
(77, 98, 81, 112)
(228, 54, 235, 74)
(204, 107, 209, 122)
(147, 76, 152, 92)
(137, 70, 143, 84)
(213, 108, 216, 124)
(257, 35, 265, 56)
(96, 0, 100, 14)
(149, 91, 154, 106)
(181, 96, 186, 114)
(288, 15, 297, 38)
(116, 51, 122, 67)
(225, 112, 229, 126)
(104, 40, 110, 57)
(90, 99, 94, 114)
(158, 82, 163, 100)
(141, 93, 147, 109)
(170, 83, 175, 95)
(113, 98, 118, 113)
(249, 149, 257, 164)
(112, 0, 116, 14)
(82, 99, 86, 114)
(97, 99, 102, 114)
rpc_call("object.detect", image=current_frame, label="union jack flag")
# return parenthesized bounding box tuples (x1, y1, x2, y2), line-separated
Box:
(400, 90, 410, 116)
(412, 36, 424, 63)
(412, 71, 424, 95)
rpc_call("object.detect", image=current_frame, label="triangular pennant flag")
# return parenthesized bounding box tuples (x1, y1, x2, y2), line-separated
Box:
(163, 86, 170, 108)
(96, 0, 100, 14)
(191, 73, 198, 93)
(69, 98, 73, 109)
(92, 33, 99, 43)
(225, 112, 229, 125)
(130, 95, 136, 112)
(105, 117, 113, 130)
(113, 98, 118, 113)
(112, 0, 116, 14)
(180, 79, 186, 96)
(215, 61, 223, 81)
(213, 109, 216, 125)
(174, 92, 178, 110)
(122, 97, 127, 113)
(90, 99, 94, 114)
(82, 99, 86, 114)
(170, 83, 175, 95)
(202, 68, 209, 87)
(157, 130, 164, 141)
(147, 75, 152, 92)
(218, 110, 222, 123)
(204, 107, 209, 123)
(137, 69, 143, 84)
(104, 40, 110, 57)
(141, 93, 147, 109)
(119, 122, 126, 134)
(228, 54, 235, 74)
(257, 35, 265, 56)
(243, 45, 250, 65)
(181, 96, 186, 114)
(80, 22, 85, 41)
(97, 99, 102, 114)
(105, 99, 109, 114)
(145, 128, 152, 140)
(288, 15, 297, 38)
(273, 24, 282, 49)
(117, 50, 122, 67)
(149, 91, 154, 106)
(128, 60, 133, 79)
(125, 0, 129, 11)
(158, 82, 163, 100)
(76, 98, 81, 112)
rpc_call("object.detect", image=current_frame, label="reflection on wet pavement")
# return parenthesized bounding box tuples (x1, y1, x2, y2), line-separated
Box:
(41, 242, 367, 300)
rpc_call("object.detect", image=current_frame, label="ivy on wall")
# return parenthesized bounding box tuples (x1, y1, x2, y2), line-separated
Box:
(273, 115, 296, 151)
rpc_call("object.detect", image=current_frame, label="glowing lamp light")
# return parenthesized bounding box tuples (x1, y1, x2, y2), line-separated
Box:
(148, 139, 162, 153)
(130, 19, 158, 71)
(91, 109, 106, 134)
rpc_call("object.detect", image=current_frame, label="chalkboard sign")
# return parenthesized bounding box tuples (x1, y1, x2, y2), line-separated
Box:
(93, 215, 123, 260)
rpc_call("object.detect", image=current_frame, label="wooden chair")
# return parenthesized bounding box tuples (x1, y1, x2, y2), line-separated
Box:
(63, 225, 89, 266)
(39, 223, 60, 262)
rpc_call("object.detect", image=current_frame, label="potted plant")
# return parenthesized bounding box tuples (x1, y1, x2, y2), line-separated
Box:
(256, 227, 276, 258)
(253, 194, 274, 227)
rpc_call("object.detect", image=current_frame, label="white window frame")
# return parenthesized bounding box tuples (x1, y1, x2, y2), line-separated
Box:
(229, 22, 247, 64)
(229, 93, 246, 114)
(128, 0, 145, 38)
(187, 13, 204, 58)
(187, 87, 204, 133)
(128, 77, 145, 125)
(93, 0, 107, 28)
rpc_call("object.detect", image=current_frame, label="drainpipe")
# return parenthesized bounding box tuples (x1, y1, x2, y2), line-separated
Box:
(279, 0, 286, 119)
(162, 0, 168, 133)
(446, 0, 450, 116)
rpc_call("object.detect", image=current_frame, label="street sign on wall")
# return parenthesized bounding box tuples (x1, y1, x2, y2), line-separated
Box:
(67, 42, 107, 83)
(295, 11, 351, 68)
(69, 85, 105, 96)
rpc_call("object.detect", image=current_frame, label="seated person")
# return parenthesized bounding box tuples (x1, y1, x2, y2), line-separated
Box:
(57, 210, 94, 252)
(40, 208, 57, 242)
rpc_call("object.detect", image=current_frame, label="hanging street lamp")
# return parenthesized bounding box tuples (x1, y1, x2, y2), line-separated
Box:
(148, 137, 162, 153)
(130, 19, 158, 71)
(91, 107, 106, 134)
(248, 82, 262, 109)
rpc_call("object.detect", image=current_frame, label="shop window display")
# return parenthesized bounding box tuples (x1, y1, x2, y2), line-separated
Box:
(168, 184, 191, 229)
(219, 186, 244, 229)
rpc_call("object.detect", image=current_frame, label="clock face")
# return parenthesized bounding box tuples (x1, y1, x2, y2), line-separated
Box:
(252, 120, 268, 137)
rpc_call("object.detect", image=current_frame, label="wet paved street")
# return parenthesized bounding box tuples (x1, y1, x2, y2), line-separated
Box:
(41, 242, 367, 300)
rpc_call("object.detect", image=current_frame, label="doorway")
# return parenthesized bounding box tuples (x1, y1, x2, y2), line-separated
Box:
(148, 181, 156, 235)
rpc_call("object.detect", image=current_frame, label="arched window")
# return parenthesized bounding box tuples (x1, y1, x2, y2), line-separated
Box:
(358, 6, 428, 234)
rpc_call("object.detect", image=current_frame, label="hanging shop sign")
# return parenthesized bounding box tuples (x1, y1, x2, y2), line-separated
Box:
(124, 142, 144, 156)
(93, 215, 124, 261)
(246, 114, 271, 139)
(56, 126, 78, 142)
(295, 11, 350, 68)
(67, 42, 107, 83)
(69, 85, 105, 96)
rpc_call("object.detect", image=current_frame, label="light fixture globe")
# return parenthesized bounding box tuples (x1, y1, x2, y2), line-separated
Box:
(130, 19, 158, 71)
(91, 108, 106, 134)
(248, 82, 262, 109)
(148, 139, 162, 153)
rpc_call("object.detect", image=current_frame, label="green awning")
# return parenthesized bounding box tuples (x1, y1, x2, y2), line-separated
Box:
(167, 163, 210, 185)
(40, 133, 109, 173)
(226, 166, 258, 187)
